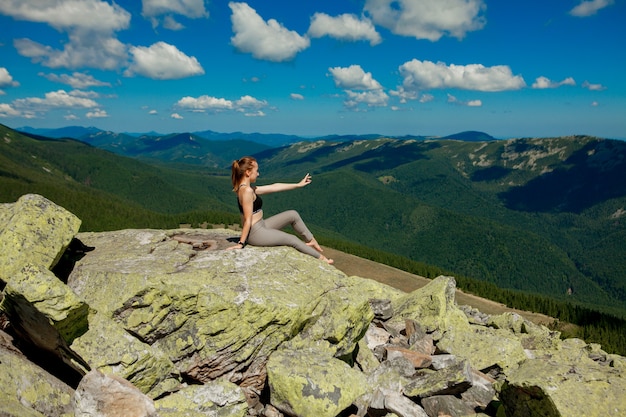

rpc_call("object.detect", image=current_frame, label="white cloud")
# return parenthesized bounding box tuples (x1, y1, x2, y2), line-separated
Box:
(569, 0, 614, 17)
(344, 89, 389, 110)
(177, 95, 234, 111)
(14, 35, 128, 70)
(235, 95, 268, 110)
(141, 0, 208, 29)
(447, 93, 482, 107)
(124, 42, 204, 80)
(364, 0, 486, 41)
(1, 89, 101, 119)
(532, 76, 576, 89)
(171, 112, 184, 119)
(0, 103, 21, 117)
(229, 2, 310, 62)
(0, 68, 20, 94)
(0, 0, 131, 32)
(176, 94, 268, 114)
(591, 101, 599, 107)
(64, 113, 79, 120)
(399, 59, 526, 92)
(308, 13, 381, 46)
(149, 109, 158, 115)
(41, 71, 111, 88)
(14, 90, 99, 110)
(290, 93, 304, 100)
(389, 86, 418, 103)
(5, 0, 131, 70)
(86, 108, 108, 118)
(162, 16, 185, 31)
(582, 80, 607, 91)
(328, 65, 388, 111)
(328, 65, 383, 90)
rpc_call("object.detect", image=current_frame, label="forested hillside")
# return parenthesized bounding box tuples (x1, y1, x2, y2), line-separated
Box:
(253, 137, 626, 316)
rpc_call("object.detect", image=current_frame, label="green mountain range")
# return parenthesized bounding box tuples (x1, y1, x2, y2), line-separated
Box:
(2, 124, 625, 321)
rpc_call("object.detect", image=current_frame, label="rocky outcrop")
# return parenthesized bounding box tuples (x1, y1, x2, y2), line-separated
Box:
(1, 194, 625, 417)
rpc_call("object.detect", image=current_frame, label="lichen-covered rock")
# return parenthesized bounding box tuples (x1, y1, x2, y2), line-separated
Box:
(0, 194, 81, 277)
(1, 263, 88, 348)
(488, 312, 561, 351)
(437, 324, 527, 372)
(266, 343, 368, 417)
(500, 354, 626, 417)
(69, 312, 181, 399)
(403, 359, 473, 398)
(391, 276, 470, 334)
(0, 345, 74, 417)
(67, 228, 387, 398)
(155, 378, 248, 417)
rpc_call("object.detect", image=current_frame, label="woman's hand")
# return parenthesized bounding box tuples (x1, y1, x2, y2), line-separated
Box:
(298, 173, 312, 188)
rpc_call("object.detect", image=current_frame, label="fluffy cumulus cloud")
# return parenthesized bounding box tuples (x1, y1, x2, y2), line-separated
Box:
(124, 42, 204, 80)
(86, 108, 108, 118)
(176, 94, 268, 116)
(344, 89, 388, 110)
(399, 59, 526, 92)
(328, 65, 388, 110)
(364, 0, 486, 41)
(229, 2, 310, 62)
(290, 93, 304, 100)
(308, 13, 382, 46)
(0, 103, 22, 117)
(569, 0, 614, 17)
(41, 72, 111, 89)
(328, 65, 383, 90)
(142, 0, 209, 29)
(0, 68, 20, 93)
(13, 90, 99, 110)
(3, 0, 131, 70)
(0, 89, 101, 119)
(532, 76, 576, 89)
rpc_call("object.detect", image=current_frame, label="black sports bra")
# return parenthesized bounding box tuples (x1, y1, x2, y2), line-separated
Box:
(237, 185, 263, 214)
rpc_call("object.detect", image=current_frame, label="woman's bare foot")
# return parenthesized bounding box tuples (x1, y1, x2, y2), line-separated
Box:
(306, 237, 324, 253)
(319, 254, 334, 265)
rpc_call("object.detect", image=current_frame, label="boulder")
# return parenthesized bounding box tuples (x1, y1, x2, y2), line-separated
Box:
(0, 194, 81, 276)
(154, 378, 248, 417)
(0, 343, 74, 417)
(500, 339, 626, 417)
(66, 228, 396, 399)
(391, 276, 470, 334)
(437, 324, 527, 372)
(0, 194, 88, 375)
(266, 343, 368, 417)
(73, 370, 157, 417)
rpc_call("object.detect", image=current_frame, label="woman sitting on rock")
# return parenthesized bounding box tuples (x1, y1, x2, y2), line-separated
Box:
(228, 156, 333, 264)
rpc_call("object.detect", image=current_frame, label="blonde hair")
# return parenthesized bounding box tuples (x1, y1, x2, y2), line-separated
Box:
(231, 156, 257, 191)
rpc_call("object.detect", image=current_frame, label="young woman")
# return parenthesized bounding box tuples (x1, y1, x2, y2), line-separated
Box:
(228, 156, 334, 264)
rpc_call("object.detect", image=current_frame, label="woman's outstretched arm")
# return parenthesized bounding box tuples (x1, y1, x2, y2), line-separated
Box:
(255, 173, 312, 195)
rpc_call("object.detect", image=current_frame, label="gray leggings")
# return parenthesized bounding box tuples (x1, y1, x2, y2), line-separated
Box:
(247, 210, 320, 258)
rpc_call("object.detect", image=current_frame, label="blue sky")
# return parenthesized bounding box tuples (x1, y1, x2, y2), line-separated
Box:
(1, 0, 624, 139)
